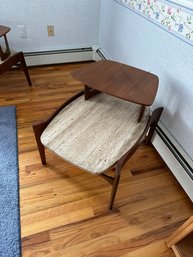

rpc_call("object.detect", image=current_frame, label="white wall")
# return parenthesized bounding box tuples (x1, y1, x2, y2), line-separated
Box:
(0, 0, 100, 52)
(99, 0, 193, 162)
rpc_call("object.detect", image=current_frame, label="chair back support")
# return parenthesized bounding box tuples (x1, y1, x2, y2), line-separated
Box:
(0, 25, 11, 61)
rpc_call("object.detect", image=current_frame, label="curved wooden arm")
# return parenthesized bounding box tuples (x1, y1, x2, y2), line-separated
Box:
(116, 107, 164, 171)
(33, 90, 84, 128)
(32, 90, 84, 164)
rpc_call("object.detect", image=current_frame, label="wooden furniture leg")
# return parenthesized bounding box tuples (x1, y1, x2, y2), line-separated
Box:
(109, 164, 121, 210)
(33, 121, 48, 165)
(18, 52, 32, 86)
(0, 52, 32, 86)
(108, 107, 164, 209)
(0, 25, 32, 86)
(166, 215, 193, 257)
(84, 85, 100, 100)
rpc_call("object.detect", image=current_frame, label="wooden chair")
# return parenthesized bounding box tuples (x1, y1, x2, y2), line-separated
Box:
(0, 25, 32, 86)
(33, 61, 163, 210)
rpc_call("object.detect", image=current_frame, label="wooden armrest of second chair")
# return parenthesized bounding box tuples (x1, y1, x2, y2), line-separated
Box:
(0, 25, 32, 86)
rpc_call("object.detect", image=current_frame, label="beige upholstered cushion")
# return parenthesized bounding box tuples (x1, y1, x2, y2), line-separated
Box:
(41, 93, 150, 174)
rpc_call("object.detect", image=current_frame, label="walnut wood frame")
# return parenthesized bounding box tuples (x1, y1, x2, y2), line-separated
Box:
(0, 25, 32, 86)
(166, 215, 193, 257)
(33, 91, 163, 210)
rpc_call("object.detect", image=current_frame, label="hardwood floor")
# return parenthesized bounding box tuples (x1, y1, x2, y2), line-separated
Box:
(0, 63, 192, 257)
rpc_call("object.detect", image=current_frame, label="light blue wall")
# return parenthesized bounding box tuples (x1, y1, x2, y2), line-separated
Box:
(99, 0, 193, 160)
(1, 0, 100, 52)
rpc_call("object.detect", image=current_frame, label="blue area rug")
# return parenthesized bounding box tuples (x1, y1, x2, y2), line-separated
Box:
(0, 106, 21, 257)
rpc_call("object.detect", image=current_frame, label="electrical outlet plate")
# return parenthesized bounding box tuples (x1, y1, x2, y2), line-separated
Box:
(47, 25, 55, 37)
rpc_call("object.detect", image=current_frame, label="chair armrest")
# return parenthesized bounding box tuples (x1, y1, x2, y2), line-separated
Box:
(0, 25, 10, 37)
(33, 90, 84, 132)
(0, 26, 11, 61)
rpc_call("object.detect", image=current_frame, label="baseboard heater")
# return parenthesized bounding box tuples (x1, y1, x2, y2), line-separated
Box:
(155, 126, 193, 180)
(96, 49, 107, 60)
(95, 48, 193, 202)
(24, 47, 93, 66)
(152, 124, 193, 201)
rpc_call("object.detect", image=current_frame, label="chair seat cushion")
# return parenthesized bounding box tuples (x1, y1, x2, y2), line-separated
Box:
(41, 93, 150, 174)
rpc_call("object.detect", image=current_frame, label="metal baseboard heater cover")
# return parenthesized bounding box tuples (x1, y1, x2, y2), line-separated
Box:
(24, 47, 93, 66)
(155, 125, 193, 180)
(152, 124, 193, 201)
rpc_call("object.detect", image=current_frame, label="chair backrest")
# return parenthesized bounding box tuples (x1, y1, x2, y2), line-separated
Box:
(0, 25, 11, 62)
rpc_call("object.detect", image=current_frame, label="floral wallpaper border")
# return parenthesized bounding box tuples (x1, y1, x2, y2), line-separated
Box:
(115, 0, 193, 44)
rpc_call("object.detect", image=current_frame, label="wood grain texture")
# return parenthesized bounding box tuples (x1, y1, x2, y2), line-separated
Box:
(174, 232, 193, 257)
(72, 60, 158, 106)
(0, 62, 192, 257)
(166, 215, 193, 247)
(166, 215, 193, 257)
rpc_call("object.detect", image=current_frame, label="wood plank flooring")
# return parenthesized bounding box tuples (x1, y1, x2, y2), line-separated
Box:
(0, 62, 193, 257)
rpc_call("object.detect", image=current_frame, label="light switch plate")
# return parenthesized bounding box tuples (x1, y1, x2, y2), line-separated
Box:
(17, 25, 27, 38)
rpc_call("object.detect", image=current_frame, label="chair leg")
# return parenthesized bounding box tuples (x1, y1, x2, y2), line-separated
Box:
(0, 51, 32, 86)
(33, 123, 47, 165)
(109, 164, 121, 210)
(18, 52, 32, 86)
